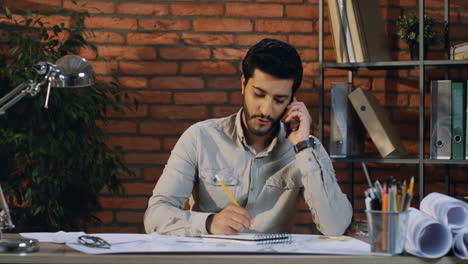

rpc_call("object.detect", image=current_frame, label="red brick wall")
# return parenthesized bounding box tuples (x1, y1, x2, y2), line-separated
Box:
(3, 0, 468, 234)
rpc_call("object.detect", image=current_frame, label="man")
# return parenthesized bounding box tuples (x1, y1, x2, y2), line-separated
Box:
(144, 38, 352, 236)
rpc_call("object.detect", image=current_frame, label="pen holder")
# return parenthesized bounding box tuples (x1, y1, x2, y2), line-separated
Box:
(365, 210, 409, 256)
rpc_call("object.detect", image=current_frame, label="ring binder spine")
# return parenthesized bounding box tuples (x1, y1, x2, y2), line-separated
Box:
(253, 233, 292, 245)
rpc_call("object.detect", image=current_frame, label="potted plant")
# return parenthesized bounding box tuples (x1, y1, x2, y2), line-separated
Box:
(396, 12, 441, 60)
(0, 5, 136, 231)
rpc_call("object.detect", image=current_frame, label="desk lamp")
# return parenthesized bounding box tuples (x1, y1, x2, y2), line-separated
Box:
(0, 55, 94, 252)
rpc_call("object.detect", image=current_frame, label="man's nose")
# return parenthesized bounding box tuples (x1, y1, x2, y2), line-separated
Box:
(260, 99, 273, 118)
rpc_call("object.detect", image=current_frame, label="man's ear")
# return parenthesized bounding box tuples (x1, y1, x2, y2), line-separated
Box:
(241, 75, 246, 95)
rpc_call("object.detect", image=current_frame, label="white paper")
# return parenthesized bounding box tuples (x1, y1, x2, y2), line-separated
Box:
(65, 233, 371, 255)
(420, 193, 468, 230)
(404, 208, 452, 258)
(20, 231, 86, 243)
(452, 227, 468, 259)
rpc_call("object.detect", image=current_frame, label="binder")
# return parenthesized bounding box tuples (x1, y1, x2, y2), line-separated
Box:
(452, 82, 466, 160)
(348, 88, 406, 158)
(430, 80, 452, 160)
(466, 80, 468, 159)
(337, 0, 355, 62)
(328, 0, 349, 63)
(329, 82, 365, 157)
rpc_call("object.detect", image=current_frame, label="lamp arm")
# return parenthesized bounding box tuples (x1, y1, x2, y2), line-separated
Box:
(0, 80, 37, 115)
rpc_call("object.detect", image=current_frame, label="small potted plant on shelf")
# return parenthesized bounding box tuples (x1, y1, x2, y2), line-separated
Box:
(396, 12, 441, 60)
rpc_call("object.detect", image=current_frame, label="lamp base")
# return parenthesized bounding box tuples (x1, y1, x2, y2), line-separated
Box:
(0, 238, 39, 253)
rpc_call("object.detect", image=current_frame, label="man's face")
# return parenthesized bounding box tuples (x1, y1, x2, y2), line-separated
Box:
(241, 69, 294, 137)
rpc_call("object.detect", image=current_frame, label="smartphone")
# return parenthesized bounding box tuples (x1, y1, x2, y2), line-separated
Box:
(284, 120, 300, 138)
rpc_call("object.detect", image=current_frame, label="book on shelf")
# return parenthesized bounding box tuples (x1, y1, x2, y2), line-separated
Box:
(450, 42, 468, 60)
(452, 82, 467, 160)
(328, 0, 349, 63)
(337, 0, 355, 62)
(430, 80, 452, 160)
(329, 82, 365, 157)
(348, 88, 407, 158)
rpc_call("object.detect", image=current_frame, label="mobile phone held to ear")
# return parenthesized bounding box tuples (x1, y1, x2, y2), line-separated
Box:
(284, 120, 300, 138)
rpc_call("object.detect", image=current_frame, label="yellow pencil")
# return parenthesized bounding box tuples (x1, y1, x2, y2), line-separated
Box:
(215, 174, 240, 207)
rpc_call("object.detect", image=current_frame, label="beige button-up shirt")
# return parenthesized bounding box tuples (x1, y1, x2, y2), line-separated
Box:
(144, 109, 352, 236)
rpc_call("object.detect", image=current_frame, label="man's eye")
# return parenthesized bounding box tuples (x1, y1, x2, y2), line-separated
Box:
(275, 99, 285, 104)
(255, 93, 265, 98)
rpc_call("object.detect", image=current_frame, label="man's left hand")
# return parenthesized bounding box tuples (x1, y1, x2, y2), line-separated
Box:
(283, 97, 312, 146)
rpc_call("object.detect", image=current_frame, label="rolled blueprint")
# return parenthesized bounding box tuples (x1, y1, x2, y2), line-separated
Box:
(420, 193, 468, 230)
(405, 208, 452, 258)
(452, 227, 468, 259)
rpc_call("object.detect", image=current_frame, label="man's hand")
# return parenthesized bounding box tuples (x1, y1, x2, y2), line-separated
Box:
(206, 204, 253, 235)
(283, 97, 312, 145)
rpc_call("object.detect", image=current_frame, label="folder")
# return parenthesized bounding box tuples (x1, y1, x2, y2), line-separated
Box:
(327, 0, 349, 63)
(329, 82, 365, 157)
(430, 80, 452, 160)
(348, 88, 407, 158)
(452, 82, 466, 160)
(337, 0, 355, 62)
(466, 81, 468, 159)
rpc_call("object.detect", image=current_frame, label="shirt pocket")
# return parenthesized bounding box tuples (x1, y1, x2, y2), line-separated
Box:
(199, 167, 238, 186)
(265, 170, 302, 190)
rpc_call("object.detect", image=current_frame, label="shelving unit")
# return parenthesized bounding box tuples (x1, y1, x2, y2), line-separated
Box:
(317, 0, 468, 206)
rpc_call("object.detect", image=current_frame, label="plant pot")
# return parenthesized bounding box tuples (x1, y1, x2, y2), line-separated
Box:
(409, 44, 428, 60)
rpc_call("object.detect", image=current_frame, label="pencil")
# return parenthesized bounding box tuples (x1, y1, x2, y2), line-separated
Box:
(215, 174, 240, 207)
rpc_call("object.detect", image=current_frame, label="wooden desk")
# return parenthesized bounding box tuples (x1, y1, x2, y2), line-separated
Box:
(0, 234, 464, 264)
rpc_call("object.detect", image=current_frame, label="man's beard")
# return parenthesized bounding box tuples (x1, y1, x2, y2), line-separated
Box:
(242, 103, 284, 137)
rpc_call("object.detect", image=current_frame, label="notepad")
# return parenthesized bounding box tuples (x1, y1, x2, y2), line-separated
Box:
(200, 233, 292, 245)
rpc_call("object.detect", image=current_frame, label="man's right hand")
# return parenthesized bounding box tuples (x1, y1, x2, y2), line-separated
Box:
(206, 204, 254, 235)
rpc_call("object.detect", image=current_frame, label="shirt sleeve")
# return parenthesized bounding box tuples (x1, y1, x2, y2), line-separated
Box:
(144, 124, 212, 236)
(296, 137, 353, 236)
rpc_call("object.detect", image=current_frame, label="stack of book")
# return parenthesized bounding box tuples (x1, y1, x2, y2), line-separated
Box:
(450, 42, 468, 60)
(327, 0, 391, 63)
(430, 80, 468, 160)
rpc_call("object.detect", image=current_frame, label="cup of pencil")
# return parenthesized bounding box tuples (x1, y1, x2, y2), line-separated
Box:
(364, 176, 414, 255)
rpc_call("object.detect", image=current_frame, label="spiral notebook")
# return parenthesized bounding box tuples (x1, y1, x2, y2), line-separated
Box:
(200, 233, 292, 245)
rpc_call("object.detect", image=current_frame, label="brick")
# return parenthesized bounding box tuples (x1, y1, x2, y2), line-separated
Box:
(99, 120, 137, 134)
(256, 20, 313, 33)
(226, 3, 283, 17)
(108, 136, 161, 151)
(373, 93, 409, 107)
(116, 211, 145, 224)
(182, 33, 234, 46)
(286, 5, 317, 19)
(131, 91, 172, 104)
(409, 94, 430, 107)
(236, 34, 288, 46)
(213, 48, 248, 60)
(128, 33, 180, 45)
(163, 137, 179, 151)
(194, 18, 252, 32)
(125, 153, 170, 165)
(140, 122, 192, 135)
(118, 3, 168, 15)
(139, 19, 191, 31)
(295, 211, 313, 225)
(289, 35, 318, 48)
(122, 183, 155, 196)
(298, 49, 318, 61)
(303, 62, 318, 76)
(97, 46, 157, 60)
(105, 105, 148, 118)
(181, 62, 237, 75)
(64, 0, 115, 14)
(120, 62, 178, 75)
(174, 92, 228, 105)
(207, 77, 241, 90)
(151, 106, 209, 120)
(230, 91, 243, 105)
(78, 46, 97, 60)
(213, 106, 239, 118)
(84, 31, 125, 44)
(99, 197, 148, 210)
(30, 14, 71, 28)
(85, 17, 137, 30)
(150, 77, 204, 89)
(3, 0, 61, 12)
(117, 77, 148, 89)
(89, 61, 118, 75)
(143, 167, 165, 181)
(171, 4, 224, 16)
(159, 48, 210, 60)
(95, 211, 114, 224)
(256, 0, 303, 3)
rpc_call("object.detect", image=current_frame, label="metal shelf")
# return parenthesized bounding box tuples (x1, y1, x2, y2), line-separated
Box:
(424, 159, 468, 165)
(322, 60, 468, 71)
(331, 157, 419, 164)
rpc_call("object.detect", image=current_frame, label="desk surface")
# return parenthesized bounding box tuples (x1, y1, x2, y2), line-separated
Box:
(0, 234, 464, 264)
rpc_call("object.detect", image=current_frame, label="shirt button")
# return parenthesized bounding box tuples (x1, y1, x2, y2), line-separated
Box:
(250, 188, 254, 192)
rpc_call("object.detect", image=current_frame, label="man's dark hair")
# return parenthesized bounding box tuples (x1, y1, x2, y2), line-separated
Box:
(242, 38, 303, 94)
